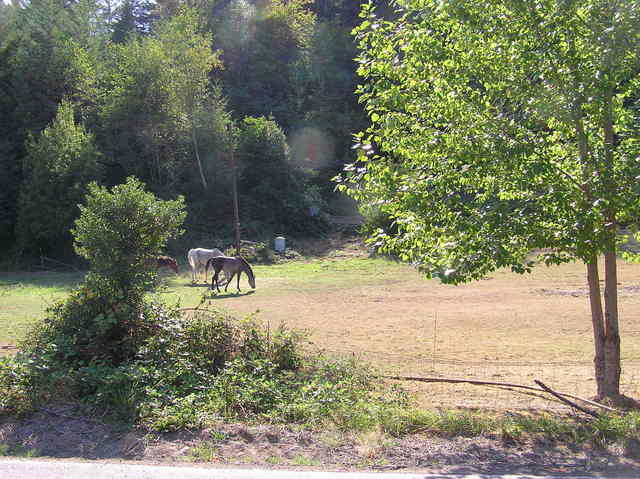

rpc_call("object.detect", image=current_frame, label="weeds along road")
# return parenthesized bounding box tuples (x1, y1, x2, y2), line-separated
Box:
(0, 459, 609, 479)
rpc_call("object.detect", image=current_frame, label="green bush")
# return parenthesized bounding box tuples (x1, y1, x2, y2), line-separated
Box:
(72, 177, 186, 299)
(0, 356, 34, 417)
(224, 241, 275, 264)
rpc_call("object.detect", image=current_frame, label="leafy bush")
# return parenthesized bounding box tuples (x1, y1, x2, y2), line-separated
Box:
(224, 241, 275, 264)
(72, 177, 186, 299)
(20, 274, 161, 367)
(0, 356, 34, 417)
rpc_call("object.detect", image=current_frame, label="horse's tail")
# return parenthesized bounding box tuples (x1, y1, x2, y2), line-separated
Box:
(205, 257, 215, 276)
(187, 249, 196, 271)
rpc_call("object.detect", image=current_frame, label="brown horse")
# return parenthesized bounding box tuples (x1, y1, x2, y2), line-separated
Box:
(148, 255, 179, 274)
(206, 256, 255, 292)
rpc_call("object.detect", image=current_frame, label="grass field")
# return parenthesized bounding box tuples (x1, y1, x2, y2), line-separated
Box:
(2, 242, 640, 411)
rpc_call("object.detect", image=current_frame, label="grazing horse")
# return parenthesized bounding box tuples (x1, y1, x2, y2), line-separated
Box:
(156, 255, 179, 274)
(146, 255, 179, 274)
(206, 256, 256, 292)
(187, 247, 224, 283)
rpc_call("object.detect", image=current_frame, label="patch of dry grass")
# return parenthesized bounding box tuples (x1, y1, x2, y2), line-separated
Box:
(182, 256, 640, 410)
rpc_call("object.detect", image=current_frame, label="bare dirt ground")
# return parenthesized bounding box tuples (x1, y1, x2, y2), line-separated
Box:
(1, 403, 640, 476)
(3, 233, 640, 475)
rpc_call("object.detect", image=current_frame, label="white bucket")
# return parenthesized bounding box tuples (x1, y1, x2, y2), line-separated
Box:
(274, 236, 286, 252)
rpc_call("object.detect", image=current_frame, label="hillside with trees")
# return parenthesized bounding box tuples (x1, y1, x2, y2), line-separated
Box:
(0, 0, 371, 262)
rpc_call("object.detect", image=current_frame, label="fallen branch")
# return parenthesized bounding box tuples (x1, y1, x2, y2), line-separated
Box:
(534, 379, 599, 418)
(382, 375, 618, 413)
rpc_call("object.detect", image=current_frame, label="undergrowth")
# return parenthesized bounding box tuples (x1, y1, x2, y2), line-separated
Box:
(0, 291, 406, 433)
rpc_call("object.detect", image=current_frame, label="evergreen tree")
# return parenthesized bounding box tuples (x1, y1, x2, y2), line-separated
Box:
(16, 101, 101, 256)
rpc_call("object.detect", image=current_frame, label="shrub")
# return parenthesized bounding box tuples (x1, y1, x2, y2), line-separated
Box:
(0, 356, 34, 417)
(224, 241, 275, 264)
(72, 177, 186, 299)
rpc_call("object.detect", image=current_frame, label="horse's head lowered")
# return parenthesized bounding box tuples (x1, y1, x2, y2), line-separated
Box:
(157, 255, 179, 274)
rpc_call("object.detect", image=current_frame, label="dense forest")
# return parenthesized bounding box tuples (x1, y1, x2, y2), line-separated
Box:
(0, 0, 375, 262)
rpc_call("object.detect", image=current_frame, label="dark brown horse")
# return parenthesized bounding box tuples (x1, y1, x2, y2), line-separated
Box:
(147, 255, 179, 274)
(206, 256, 255, 292)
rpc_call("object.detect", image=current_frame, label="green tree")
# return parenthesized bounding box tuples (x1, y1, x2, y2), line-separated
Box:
(157, 7, 222, 191)
(85, 8, 221, 193)
(217, 0, 316, 131)
(0, 1, 20, 247)
(16, 101, 101, 256)
(1, 0, 109, 251)
(340, 0, 640, 400)
(238, 116, 320, 235)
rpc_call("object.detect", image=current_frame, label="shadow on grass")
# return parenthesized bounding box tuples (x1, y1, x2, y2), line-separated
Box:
(0, 271, 86, 290)
(208, 290, 256, 300)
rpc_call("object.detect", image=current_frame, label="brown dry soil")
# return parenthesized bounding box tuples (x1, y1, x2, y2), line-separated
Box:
(1, 403, 640, 476)
(3, 234, 640, 475)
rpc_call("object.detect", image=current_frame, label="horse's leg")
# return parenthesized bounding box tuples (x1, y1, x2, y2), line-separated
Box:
(224, 272, 236, 292)
(212, 268, 219, 291)
(216, 265, 225, 292)
(237, 271, 241, 291)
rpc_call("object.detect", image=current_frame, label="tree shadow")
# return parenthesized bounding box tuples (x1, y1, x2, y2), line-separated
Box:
(0, 271, 85, 290)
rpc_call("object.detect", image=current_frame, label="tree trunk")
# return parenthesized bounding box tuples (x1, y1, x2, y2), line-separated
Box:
(191, 123, 207, 191)
(586, 259, 606, 398)
(600, 89, 621, 398)
(603, 250, 621, 397)
(230, 141, 241, 254)
(574, 87, 622, 399)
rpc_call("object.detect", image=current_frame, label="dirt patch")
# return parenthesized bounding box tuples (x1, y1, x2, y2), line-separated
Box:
(290, 232, 368, 258)
(1, 404, 639, 476)
(537, 286, 640, 297)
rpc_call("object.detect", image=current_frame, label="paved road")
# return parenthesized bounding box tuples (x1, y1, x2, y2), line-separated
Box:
(0, 459, 605, 479)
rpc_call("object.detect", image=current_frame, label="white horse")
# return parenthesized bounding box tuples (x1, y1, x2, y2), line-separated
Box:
(187, 248, 224, 283)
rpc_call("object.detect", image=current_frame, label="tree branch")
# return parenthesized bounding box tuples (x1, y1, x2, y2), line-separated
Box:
(534, 379, 599, 417)
(381, 375, 618, 413)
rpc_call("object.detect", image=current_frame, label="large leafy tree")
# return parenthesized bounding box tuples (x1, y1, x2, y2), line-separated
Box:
(340, 0, 640, 400)
(79, 8, 222, 193)
(214, 0, 316, 131)
(158, 7, 222, 191)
